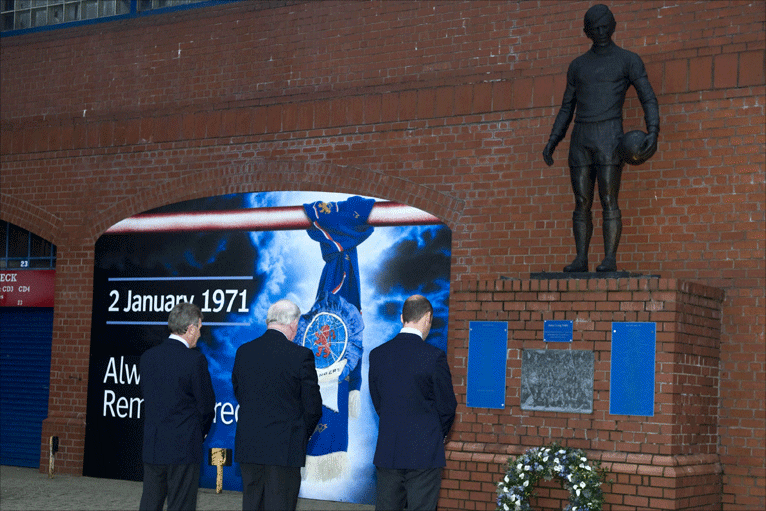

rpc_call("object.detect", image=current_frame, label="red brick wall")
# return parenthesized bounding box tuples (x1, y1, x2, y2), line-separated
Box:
(1, 1, 763, 509)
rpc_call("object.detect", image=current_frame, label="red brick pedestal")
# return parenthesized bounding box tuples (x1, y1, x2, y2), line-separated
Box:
(443, 277, 724, 510)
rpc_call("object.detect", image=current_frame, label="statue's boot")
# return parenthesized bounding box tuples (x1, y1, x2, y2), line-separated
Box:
(564, 211, 592, 272)
(597, 210, 622, 272)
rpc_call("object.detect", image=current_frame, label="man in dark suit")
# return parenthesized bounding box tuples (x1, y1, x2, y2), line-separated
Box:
(232, 299, 323, 511)
(368, 295, 457, 511)
(139, 302, 216, 511)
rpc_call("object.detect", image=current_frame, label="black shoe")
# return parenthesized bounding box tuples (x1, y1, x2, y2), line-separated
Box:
(564, 257, 588, 272)
(596, 256, 616, 272)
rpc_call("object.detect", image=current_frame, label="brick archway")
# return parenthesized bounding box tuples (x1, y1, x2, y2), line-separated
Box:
(0, 192, 64, 245)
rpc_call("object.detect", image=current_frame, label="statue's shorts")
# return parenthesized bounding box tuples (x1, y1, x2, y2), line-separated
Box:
(568, 118, 623, 168)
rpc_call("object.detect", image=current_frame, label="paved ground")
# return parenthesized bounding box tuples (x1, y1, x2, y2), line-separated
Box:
(0, 465, 373, 511)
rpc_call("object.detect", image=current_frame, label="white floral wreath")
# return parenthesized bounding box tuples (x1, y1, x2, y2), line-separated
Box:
(496, 443, 608, 511)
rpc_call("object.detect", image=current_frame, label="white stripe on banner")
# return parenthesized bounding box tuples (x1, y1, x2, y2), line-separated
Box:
(105, 202, 441, 234)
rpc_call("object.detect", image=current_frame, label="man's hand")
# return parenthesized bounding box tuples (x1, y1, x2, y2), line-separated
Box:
(637, 132, 658, 162)
(542, 141, 557, 167)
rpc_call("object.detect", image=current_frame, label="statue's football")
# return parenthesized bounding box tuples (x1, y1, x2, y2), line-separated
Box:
(619, 130, 655, 165)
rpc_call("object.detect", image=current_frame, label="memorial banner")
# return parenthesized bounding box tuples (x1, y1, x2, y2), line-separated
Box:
(83, 191, 451, 506)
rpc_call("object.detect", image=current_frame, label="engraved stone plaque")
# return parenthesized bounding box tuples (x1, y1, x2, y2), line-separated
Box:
(520, 349, 593, 413)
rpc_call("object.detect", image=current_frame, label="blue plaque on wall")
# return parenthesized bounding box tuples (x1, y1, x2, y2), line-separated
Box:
(467, 321, 508, 409)
(544, 320, 573, 342)
(610, 322, 656, 416)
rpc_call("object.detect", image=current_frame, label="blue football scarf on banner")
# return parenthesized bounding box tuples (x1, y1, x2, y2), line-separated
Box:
(296, 196, 373, 480)
(303, 196, 375, 310)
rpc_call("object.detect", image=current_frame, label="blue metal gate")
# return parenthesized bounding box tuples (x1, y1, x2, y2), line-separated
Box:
(0, 307, 53, 467)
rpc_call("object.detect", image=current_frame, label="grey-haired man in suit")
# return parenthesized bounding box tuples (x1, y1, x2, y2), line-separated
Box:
(232, 299, 322, 511)
(139, 301, 216, 511)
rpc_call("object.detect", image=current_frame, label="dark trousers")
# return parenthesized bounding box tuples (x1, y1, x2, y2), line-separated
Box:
(240, 463, 301, 511)
(139, 462, 200, 511)
(375, 467, 442, 511)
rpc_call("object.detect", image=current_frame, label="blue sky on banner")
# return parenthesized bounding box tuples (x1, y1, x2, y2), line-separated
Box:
(194, 191, 451, 503)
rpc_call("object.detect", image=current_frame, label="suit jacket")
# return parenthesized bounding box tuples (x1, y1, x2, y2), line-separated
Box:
(140, 338, 216, 465)
(368, 332, 457, 469)
(232, 328, 322, 467)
